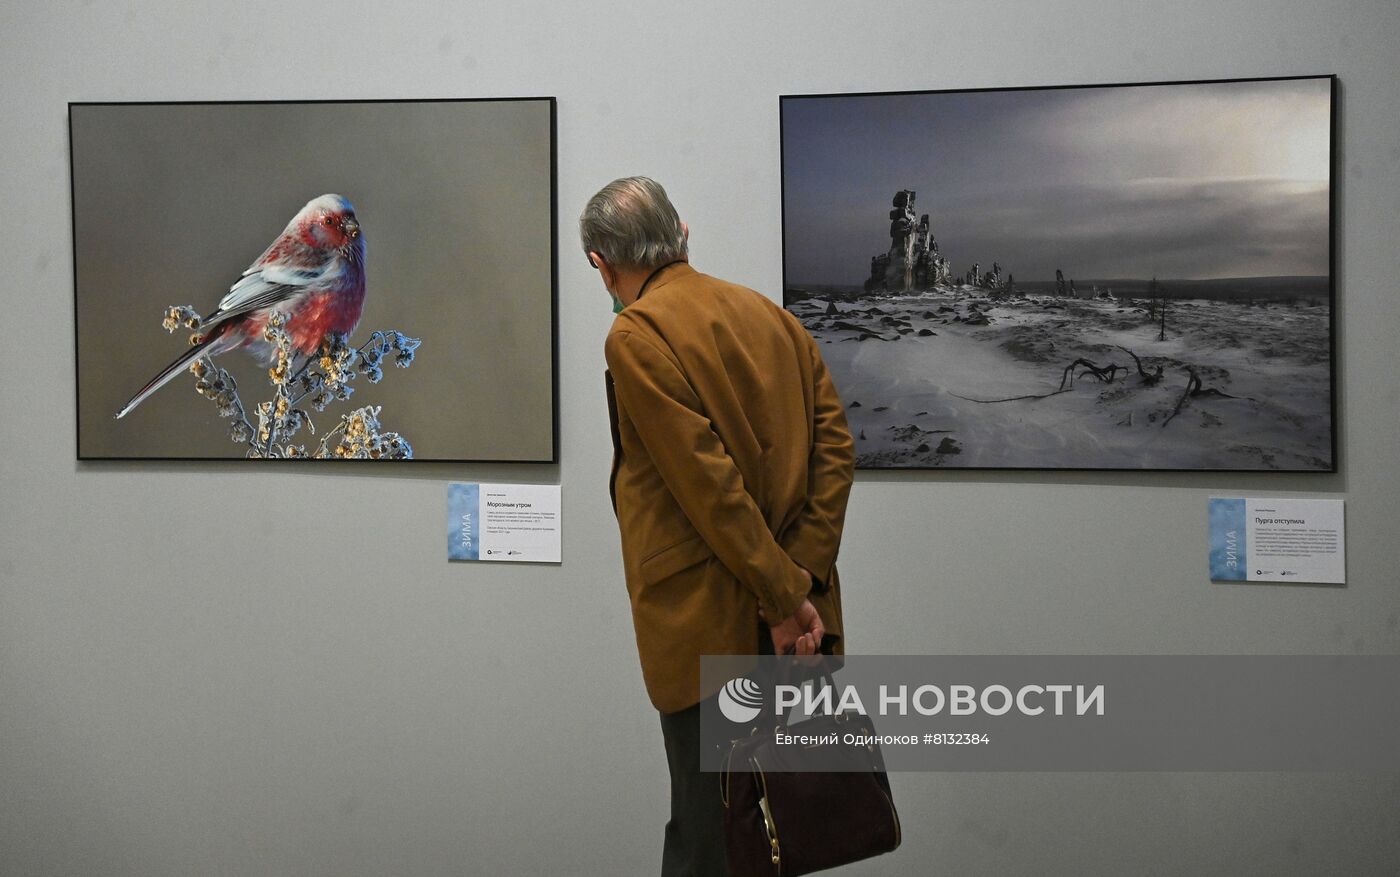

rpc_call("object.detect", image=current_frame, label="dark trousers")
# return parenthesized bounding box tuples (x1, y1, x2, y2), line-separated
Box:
(660, 632, 774, 877)
(659, 692, 729, 877)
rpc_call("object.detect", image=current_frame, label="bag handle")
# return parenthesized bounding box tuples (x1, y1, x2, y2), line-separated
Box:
(772, 656, 849, 732)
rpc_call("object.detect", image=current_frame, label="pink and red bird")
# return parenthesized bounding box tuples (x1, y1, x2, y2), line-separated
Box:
(116, 194, 367, 419)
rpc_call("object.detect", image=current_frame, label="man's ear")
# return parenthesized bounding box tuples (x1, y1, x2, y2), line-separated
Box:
(681, 221, 689, 244)
(590, 252, 616, 290)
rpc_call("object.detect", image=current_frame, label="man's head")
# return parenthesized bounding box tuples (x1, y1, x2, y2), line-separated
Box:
(580, 177, 688, 310)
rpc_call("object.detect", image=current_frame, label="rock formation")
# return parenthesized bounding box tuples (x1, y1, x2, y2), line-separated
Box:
(861, 190, 1010, 295)
(864, 190, 951, 293)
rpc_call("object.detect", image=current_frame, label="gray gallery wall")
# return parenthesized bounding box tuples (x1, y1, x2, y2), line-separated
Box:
(2, 1, 1398, 875)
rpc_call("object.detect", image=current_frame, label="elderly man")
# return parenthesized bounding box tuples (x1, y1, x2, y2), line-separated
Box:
(582, 177, 855, 876)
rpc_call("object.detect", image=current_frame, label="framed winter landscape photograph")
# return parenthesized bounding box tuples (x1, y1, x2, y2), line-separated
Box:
(71, 98, 557, 462)
(781, 76, 1336, 471)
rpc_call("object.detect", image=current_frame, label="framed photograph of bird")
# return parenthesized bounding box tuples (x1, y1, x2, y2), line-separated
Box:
(70, 97, 558, 462)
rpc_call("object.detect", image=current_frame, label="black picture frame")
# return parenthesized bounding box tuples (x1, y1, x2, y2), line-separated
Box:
(70, 97, 559, 463)
(781, 75, 1337, 472)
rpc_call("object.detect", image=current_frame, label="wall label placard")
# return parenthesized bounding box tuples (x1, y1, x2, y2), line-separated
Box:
(1208, 497, 1344, 584)
(448, 482, 561, 563)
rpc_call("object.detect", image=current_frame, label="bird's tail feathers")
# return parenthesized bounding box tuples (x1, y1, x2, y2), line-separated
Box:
(115, 336, 228, 419)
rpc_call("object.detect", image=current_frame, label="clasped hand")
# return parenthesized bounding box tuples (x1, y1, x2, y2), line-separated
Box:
(759, 570, 825, 656)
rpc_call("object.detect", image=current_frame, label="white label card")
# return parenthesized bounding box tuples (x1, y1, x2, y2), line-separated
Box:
(1209, 497, 1345, 584)
(448, 482, 561, 563)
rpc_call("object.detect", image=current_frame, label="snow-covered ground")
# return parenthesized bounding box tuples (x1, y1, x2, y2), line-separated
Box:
(790, 287, 1333, 470)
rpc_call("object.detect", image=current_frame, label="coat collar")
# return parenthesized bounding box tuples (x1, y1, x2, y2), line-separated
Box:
(635, 261, 695, 301)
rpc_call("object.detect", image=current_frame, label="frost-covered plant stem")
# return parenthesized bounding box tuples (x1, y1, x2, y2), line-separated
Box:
(161, 305, 420, 459)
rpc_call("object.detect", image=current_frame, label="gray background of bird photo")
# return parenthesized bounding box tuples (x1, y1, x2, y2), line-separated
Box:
(71, 99, 555, 461)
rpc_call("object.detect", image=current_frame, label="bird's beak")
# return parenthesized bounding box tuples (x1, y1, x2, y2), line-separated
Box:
(344, 218, 360, 240)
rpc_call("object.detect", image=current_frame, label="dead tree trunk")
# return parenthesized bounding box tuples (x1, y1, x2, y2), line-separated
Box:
(1059, 358, 1125, 391)
(1116, 346, 1163, 386)
(1162, 367, 1242, 427)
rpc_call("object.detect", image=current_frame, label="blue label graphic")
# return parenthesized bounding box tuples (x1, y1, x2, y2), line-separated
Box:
(1208, 498, 1247, 581)
(448, 482, 480, 561)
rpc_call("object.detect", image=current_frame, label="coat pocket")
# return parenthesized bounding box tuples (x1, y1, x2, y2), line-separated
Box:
(639, 534, 713, 585)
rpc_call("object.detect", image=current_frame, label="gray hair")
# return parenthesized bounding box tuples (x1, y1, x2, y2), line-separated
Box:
(579, 176, 688, 270)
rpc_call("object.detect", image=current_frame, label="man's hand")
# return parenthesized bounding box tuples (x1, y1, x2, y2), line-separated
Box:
(761, 598, 825, 656)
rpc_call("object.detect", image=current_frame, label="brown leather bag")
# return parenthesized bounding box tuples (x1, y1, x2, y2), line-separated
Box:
(721, 669, 901, 876)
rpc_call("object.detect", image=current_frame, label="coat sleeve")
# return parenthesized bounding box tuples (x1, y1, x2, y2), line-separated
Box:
(605, 329, 810, 620)
(778, 332, 855, 591)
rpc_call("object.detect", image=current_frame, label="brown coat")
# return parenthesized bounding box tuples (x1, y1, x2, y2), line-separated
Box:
(604, 263, 855, 714)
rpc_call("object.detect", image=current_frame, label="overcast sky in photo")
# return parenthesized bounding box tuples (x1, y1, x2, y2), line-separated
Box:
(782, 77, 1332, 286)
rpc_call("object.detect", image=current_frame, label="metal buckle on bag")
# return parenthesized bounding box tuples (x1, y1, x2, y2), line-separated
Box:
(759, 794, 780, 867)
(751, 757, 780, 868)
